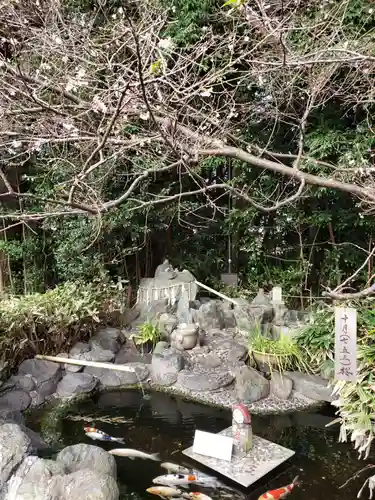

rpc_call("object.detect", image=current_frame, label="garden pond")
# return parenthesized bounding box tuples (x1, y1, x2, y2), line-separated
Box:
(26, 390, 372, 500)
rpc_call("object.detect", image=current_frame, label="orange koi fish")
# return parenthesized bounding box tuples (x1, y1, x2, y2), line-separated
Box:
(258, 476, 299, 500)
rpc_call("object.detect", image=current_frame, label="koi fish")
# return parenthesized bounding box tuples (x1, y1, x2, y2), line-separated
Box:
(161, 462, 191, 474)
(182, 493, 213, 500)
(146, 486, 182, 497)
(109, 448, 160, 461)
(258, 476, 299, 500)
(83, 426, 125, 444)
(153, 474, 219, 488)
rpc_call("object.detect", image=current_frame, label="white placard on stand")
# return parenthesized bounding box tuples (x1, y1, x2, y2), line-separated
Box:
(192, 430, 233, 462)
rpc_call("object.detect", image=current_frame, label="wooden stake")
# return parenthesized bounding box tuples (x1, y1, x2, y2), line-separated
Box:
(35, 354, 136, 372)
(194, 280, 240, 306)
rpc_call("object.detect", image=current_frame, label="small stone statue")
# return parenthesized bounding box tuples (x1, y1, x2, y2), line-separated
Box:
(154, 258, 177, 280)
(155, 258, 170, 277)
(232, 404, 253, 458)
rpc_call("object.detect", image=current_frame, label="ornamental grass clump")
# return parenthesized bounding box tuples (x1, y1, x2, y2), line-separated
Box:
(248, 326, 309, 373)
(0, 280, 125, 372)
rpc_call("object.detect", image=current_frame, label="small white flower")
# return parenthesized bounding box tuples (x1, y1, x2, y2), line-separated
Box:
(92, 96, 107, 114)
(369, 8, 373, 14)
(65, 79, 76, 92)
(53, 35, 62, 45)
(139, 112, 150, 121)
(11, 140, 22, 149)
(199, 88, 213, 97)
(76, 68, 86, 79)
(244, 35, 250, 42)
(158, 37, 174, 51)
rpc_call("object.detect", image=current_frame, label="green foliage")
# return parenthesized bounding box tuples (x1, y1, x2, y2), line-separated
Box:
(159, 0, 219, 44)
(248, 327, 308, 373)
(0, 280, 125, 371)
(130, 322, 162, 350)
(296, 301, 375, 459)
(296, 308, 335, 373)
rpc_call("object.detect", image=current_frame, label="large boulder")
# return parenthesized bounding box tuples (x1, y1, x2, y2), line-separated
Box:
(210, 338, 247, 364)
(55, 372, 98, 399)
(1, 374, 36, 392)
(284, 371, 333, 402)
(0, 410, 47, 451)
(65, 343, 91, 372)
(51, 469, 119, 500)
(56, 444, 117, 478)
(177, 369, 234, 392)
(132, 299, 171, 328)
(0, 423, 31, 492)
(70, 342, 91, 356)
(0, 409, 24, 425)
(235, 365, 270, 402)
(114, 344, 152, 364)
(66, 342, 115, 372)
(0, 390, 31, 411)
(85, 363, 149, 388)
(4, 455, 119, 500)
(89, 327, 124, 354)
(191, 353, 222, 369)
(195, 300, 225, 332)
(233, 289, 274, 333)
(77, 347, 115, 363)
(270, 372, 293, 400)
(151, 348, 185, 386)
(17, 359, 62, 404)
(4, 455, 66, 500)
(157, 313, 178, 339)
(220, 301, 237, 329)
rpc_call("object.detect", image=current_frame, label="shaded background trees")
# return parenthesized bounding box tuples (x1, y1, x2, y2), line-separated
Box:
(0, 0, 374, 305)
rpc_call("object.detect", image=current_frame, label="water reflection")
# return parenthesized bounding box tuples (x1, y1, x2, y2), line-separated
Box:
(26, 390, 374, 500)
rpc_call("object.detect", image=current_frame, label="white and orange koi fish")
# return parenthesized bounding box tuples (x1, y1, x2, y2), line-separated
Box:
(258, 476, 299, 500)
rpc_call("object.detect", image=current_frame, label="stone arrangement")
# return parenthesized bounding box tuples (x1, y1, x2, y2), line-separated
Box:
(0, 267, 338, 500)
(0, 422, 118, 500)
(0, 271, 334, 415)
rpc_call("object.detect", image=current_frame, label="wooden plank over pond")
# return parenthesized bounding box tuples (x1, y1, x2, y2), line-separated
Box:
(183, 426, 295, 488)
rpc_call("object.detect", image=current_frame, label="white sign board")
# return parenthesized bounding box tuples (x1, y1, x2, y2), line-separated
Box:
(192, 430, 233, 462)
(334, 307, 357, 382)
(271, 286, 282, 302)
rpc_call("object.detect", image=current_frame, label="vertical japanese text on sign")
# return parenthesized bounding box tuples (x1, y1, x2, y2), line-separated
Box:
(334, 307, 357, 382)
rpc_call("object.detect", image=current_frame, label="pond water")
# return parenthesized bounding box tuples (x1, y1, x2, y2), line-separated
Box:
(26, 390, 372, 500)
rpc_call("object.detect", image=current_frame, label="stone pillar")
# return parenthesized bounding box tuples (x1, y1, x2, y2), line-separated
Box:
(271, 286, 287, 340)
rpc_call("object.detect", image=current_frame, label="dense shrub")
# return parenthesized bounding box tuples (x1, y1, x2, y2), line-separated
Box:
(0, 280, 126, 372)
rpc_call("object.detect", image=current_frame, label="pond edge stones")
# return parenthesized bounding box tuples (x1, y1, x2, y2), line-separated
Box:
(0, 427, 119, 500)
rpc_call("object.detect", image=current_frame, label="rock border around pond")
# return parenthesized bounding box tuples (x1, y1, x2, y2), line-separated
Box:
(0, 423, 119, 500)
(0, 330, 329, 419)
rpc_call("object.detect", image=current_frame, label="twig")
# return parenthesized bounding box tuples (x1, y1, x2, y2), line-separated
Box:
(339, 465, 375, 489)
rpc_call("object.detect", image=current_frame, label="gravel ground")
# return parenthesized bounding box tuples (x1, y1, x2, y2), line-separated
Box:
(150, 380, 324, 415)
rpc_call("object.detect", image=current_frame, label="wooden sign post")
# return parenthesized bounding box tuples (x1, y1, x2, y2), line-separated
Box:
(334, 307, 357, 382)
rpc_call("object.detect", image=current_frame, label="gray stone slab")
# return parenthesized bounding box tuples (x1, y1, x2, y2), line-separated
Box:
(182, 426, 294, 488)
